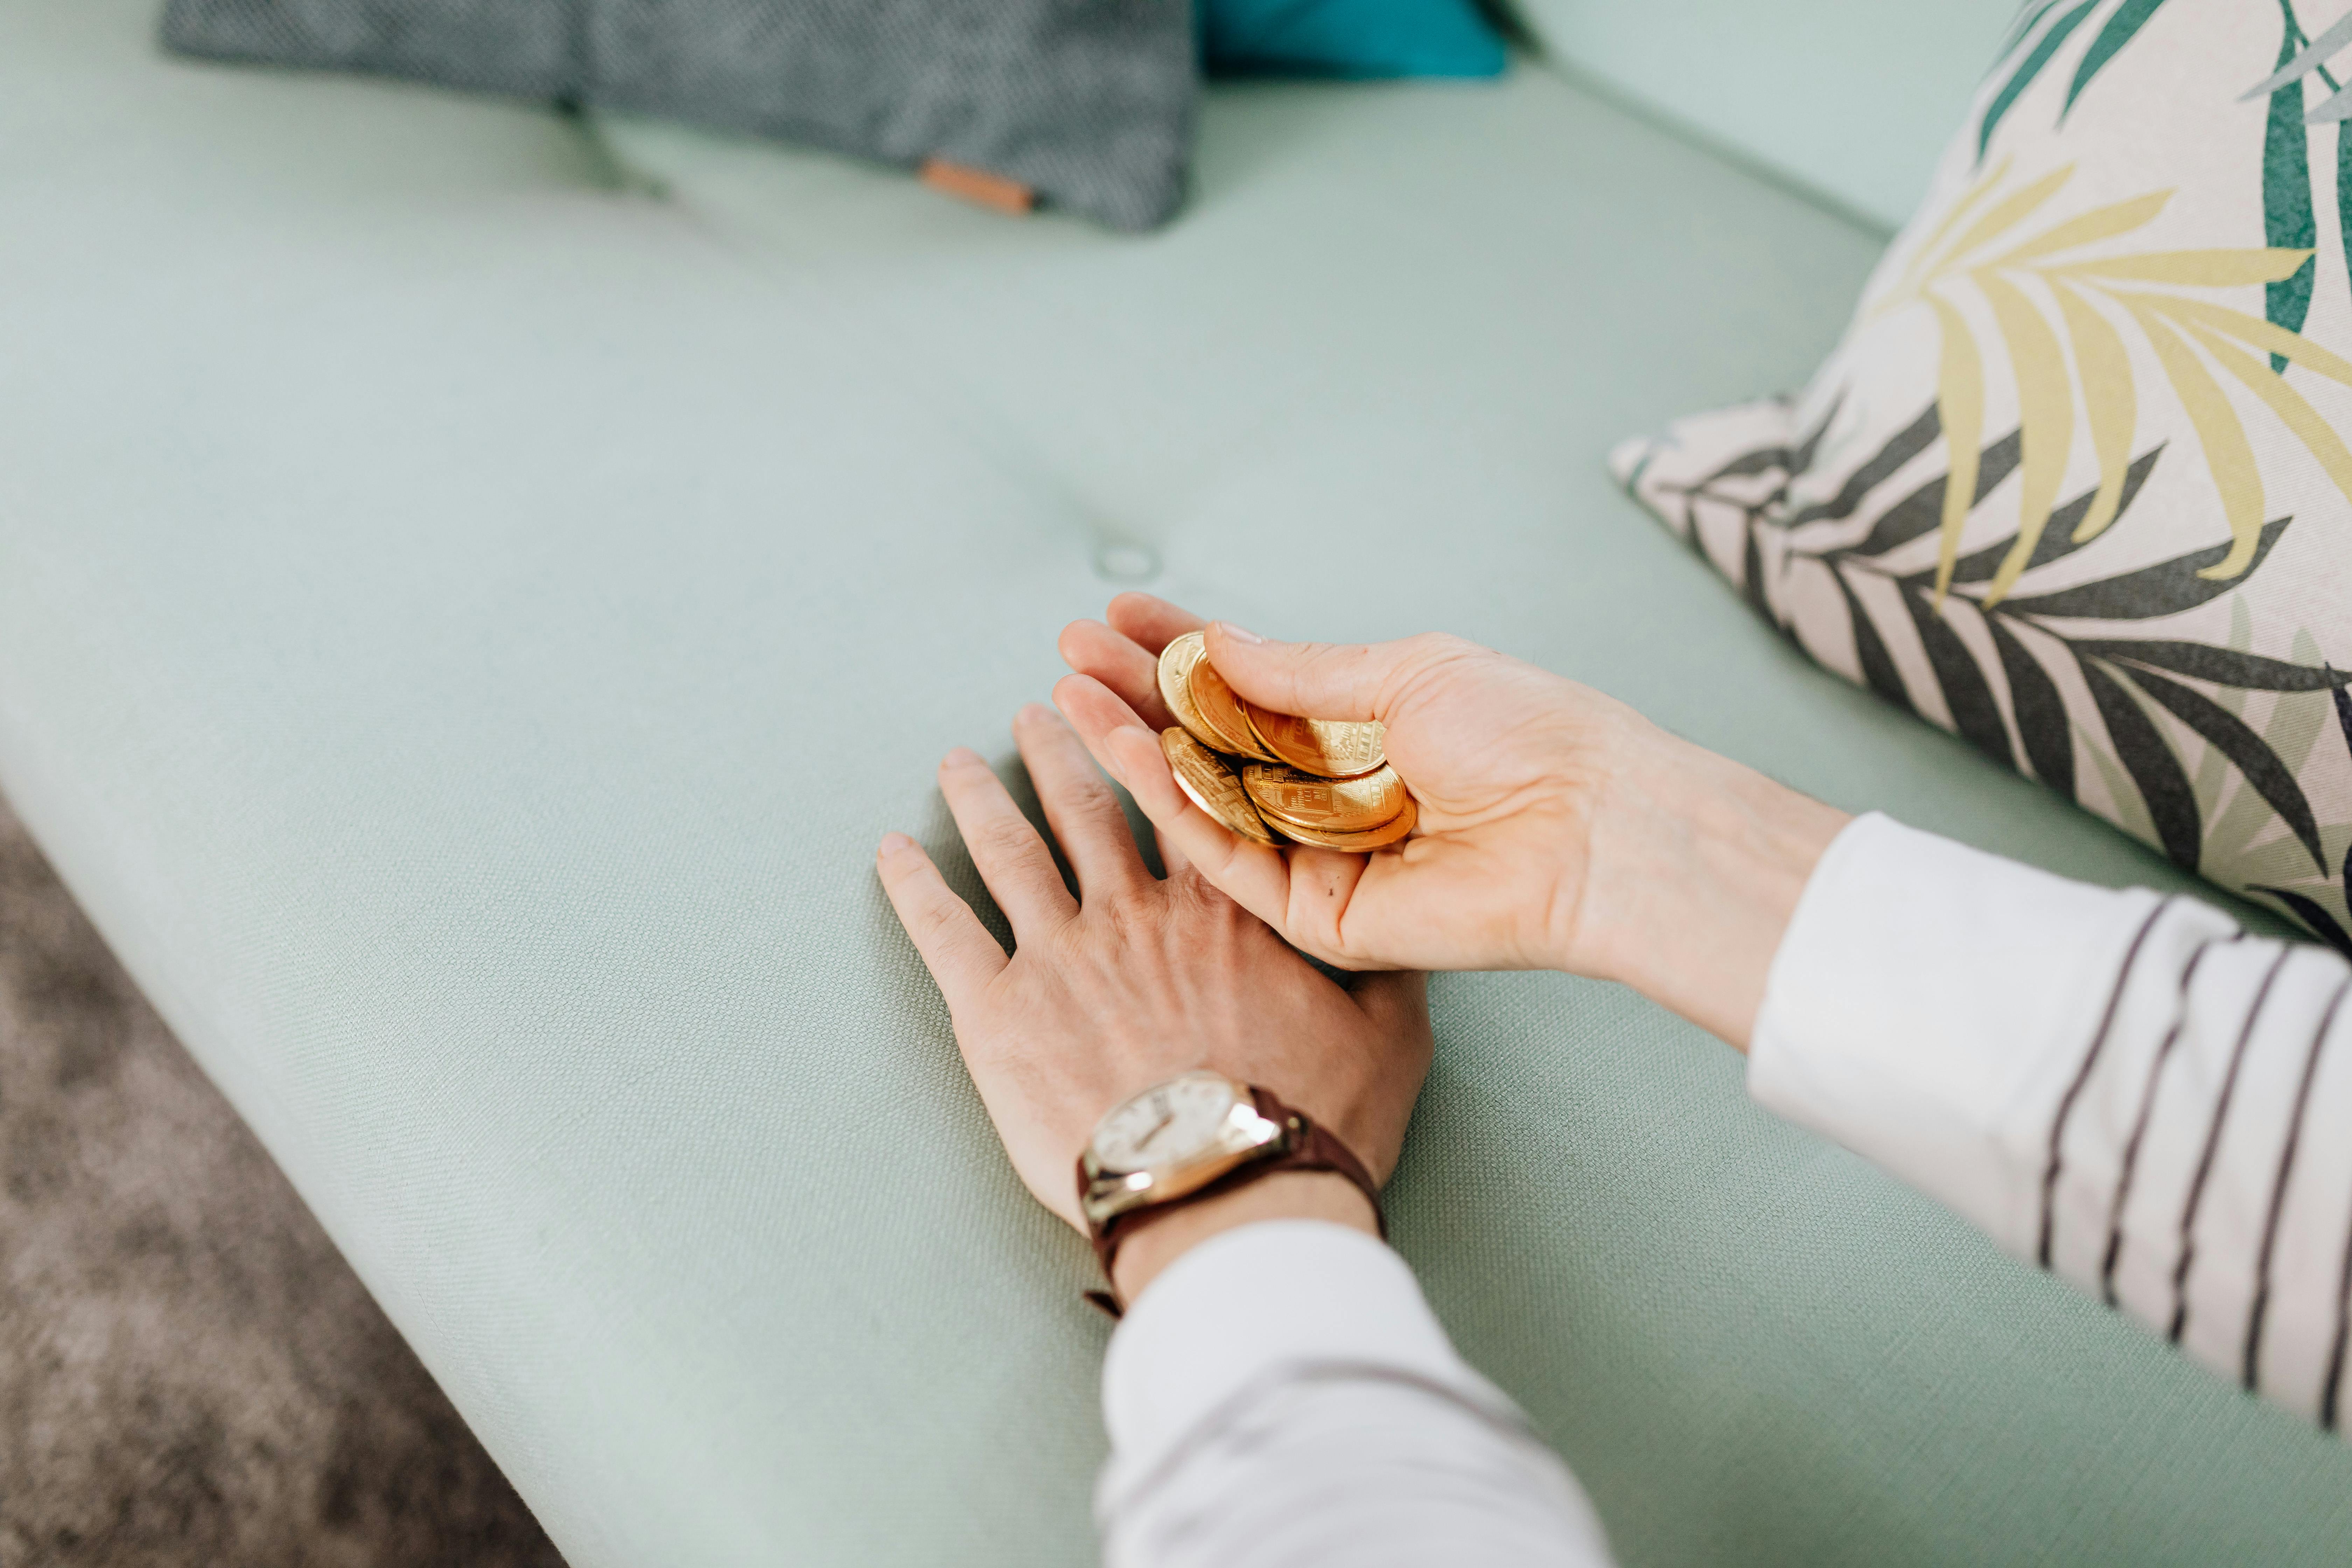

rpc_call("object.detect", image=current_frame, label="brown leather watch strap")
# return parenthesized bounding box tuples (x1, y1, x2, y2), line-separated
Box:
(1082, 1085, 1384, 1309)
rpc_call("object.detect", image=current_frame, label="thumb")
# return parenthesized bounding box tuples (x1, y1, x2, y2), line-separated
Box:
(1204, 623, 1473, 723)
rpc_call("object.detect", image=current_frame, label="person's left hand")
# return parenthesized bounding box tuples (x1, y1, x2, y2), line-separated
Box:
(876, 704, 1432, 1273)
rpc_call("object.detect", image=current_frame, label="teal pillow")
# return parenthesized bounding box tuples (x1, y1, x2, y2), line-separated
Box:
(1202, 0, 1507, 79)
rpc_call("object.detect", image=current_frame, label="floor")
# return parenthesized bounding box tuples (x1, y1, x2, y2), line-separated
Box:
(0, 797, 565, 1568)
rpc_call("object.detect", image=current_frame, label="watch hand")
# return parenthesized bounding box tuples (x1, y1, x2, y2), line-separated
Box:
(1135, 1110, 1175, 1150)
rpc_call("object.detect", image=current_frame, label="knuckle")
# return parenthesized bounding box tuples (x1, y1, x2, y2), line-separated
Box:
(1406, 631, 1481, 664)
(1060, 776, 1119, 817)
(1385, 633, 1487, 710)
(971, 814, 1038, 861)
(914, 900, 967, 945)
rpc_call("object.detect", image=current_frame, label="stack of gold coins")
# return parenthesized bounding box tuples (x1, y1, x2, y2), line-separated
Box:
(1154, 631, 1418, 850)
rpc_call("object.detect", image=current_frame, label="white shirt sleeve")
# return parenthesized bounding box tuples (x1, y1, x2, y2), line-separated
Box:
(1096, 1220, 1613, 1568)
(1752, 812, 2352, 1429)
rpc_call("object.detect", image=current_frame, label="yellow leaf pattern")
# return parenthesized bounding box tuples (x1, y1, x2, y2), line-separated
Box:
(2052, 280, 2135, 542)
(2057, 248, 2316, 286)
(1928, 292, 1985, 599)
(2189, 321, 2352, 519)
(2122, 297, 2266, 578)
(1974, 268, 2076, 601)
(1989, 189, 2173, 267)
(1867, 162, 2348, 596)
(1938, 164, 2078, 271)
(1883, 153, 2017, 308)
(2138, 293, 2352, 385)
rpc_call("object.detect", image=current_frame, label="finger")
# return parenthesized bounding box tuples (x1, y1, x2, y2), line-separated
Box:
(1053, 674, 1308, 938)
(938, 747, 1079, 937)
(1283, 846, 1378, 957)
(1204, 625, 1482, 724)
(1057, 617, 1176, 730)
(1011, 702, 1151, 900)
(1052, 669, 1153, 743)
(875, 833, 1008, 1012)
(1105, 592, 1208, 657)
(1154, 825, 1191, 878)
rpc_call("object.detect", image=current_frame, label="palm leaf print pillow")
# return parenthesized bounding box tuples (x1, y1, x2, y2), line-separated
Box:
(1615, 0, 2352, 951)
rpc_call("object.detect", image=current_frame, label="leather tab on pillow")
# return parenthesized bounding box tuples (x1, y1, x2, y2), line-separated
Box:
(919, 160, 1036, 217)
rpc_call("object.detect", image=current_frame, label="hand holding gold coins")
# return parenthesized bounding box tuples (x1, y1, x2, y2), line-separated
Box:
(1155, 632, 1418, 851)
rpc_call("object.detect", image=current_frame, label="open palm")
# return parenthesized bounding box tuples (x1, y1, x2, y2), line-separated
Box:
(1054, 594, 1661, 975)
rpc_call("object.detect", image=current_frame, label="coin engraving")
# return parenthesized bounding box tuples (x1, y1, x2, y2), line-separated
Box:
(1263, 794, 1417, 851)
(1160, 728, 1280, 845)
(1156, 632, 1220, 752)
(1187, 657, 1278, 762)
(1244, 704, 1385, 779)
(1242, 763, 1406, 835)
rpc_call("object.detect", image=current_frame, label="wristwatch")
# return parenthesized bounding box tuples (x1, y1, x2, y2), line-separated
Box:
(1075, 1070, 1385, 1294)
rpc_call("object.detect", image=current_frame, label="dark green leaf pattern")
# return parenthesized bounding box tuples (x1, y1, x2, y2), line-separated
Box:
(1785, 404, 1940, 527)
(1741, 522, 1770, 620)
(1902, 589, 2016, 767)
(2079, 654, 2202, 870)
(2268, 13, 2318, 370)
(2066, 0, 2169, 116)
(1998, 516, 2292, 619)
(1650, 392, 2343, 945)
(1979, 0, 2102, 161)
(2340, 95, 2352, 374)
(1788, 393, 1841, 473)
(1922, 446, 2162, 588)
(2334, 671, 2352, 887)
(1696, 446, 1794, 486)
(1830, 564, 1910, 710)
(2253, 887, 2352, 957)
(1989, 616, 2076, 794)
(2073, 640, 2352, 689)
(1995, 0, 2071, 66)
(1832, 432, 2023, 559)
(2118, 663, 2325, 869)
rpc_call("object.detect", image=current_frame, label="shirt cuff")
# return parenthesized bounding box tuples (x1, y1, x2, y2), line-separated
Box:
(1099, 1220, 1507, 1488)
(1746, 812, 2174, 1254)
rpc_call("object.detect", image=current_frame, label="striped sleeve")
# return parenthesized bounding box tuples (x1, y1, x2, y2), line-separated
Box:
(1749, 813, 2352, 1429)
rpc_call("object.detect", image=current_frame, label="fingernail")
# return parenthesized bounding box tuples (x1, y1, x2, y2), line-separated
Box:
(1214, 621, 1264, 645)
(878, 832, 914, 854)
(942, 747, 984, 769)
(1017, 701, 1056, 726)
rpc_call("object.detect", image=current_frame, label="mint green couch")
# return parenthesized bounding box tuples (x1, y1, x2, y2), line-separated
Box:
(4, 2, 2348, 1563)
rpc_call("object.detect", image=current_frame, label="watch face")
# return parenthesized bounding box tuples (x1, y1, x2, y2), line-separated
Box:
(1090, 1073, 1239, 1174)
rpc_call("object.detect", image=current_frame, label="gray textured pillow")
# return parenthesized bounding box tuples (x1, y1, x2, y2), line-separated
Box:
(160, 0, 1195, 230)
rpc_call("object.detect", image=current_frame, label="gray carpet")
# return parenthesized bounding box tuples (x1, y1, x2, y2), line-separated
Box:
(0, 798, 565, 1568)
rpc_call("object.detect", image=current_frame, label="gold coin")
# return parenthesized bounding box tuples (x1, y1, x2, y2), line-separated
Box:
(1265, 794, 1417, 851)
(1156, 632, 1222, 751)
(1244, 704, 1385, 779)
(1160, 728, 1280, 846)
(1241, 762, 1407, 835)
(1186, 656, 1278, 762)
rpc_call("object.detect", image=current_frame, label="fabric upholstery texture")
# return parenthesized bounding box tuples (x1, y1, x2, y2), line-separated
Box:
(7, 1, 2352, 1564)
(1615, 0, 2352, 953)
(159, 0, 1195, 229)
(1513, 0, 2020, 227)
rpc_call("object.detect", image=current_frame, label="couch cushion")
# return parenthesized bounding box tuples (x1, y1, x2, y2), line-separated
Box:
(1513, 0, 2022, 229)
(3, 3, 2350, 1566)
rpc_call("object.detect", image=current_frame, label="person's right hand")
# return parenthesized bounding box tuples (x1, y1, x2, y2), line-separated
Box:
(1054, 595, 1851, 1049)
